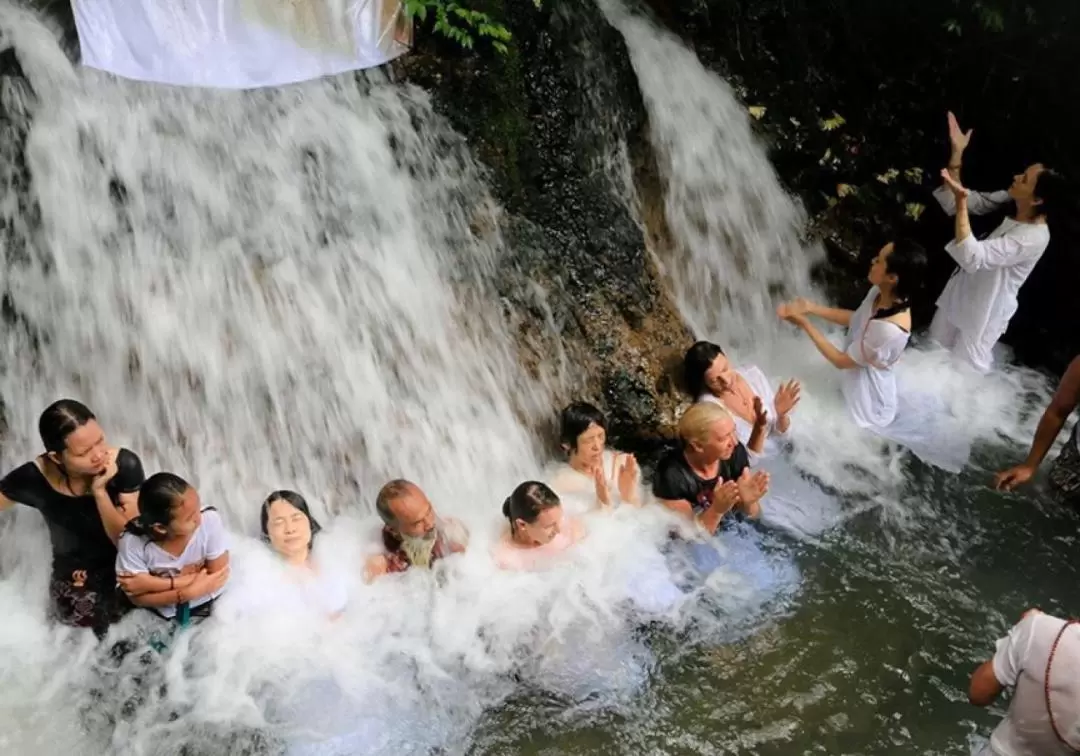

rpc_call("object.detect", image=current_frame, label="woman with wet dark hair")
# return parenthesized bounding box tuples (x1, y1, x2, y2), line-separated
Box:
(682, 341, 800, 457)
(492, 481, 585, 571)
(259, 490, 346, 619)
(547, 402, 640, 511)
(115, 473, 230, 626)
(931, 111, 1068, 373)
(0, 399, 145, 635)
(779, 239, 970, 472)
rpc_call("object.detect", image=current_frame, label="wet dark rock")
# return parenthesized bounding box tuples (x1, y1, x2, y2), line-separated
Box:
(400, 0, 693, 449)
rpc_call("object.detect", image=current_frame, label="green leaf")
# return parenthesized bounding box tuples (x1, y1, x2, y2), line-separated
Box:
(820, 113, 846, 131)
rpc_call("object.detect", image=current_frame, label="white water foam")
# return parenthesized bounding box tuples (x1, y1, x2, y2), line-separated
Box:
(0, 4, 800, 754)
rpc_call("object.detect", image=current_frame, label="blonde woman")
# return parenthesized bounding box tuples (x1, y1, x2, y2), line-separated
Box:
(652, 402, 769, 534)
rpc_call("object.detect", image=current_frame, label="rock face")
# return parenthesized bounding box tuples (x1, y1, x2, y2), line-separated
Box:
(399, 0, 692, 451)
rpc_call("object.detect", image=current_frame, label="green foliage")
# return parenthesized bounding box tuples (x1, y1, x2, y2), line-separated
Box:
(403, 0, 541, 55)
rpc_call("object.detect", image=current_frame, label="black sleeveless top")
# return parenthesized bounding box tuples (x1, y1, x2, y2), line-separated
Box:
(0, 449, 145, 580)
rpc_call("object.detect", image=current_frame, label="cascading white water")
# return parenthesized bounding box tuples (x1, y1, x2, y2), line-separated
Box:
(599, 0, 1051, 503)
(0, 5, 802, 755)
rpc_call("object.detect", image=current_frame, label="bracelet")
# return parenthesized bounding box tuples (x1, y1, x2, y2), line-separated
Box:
(169, 576, 175, 590)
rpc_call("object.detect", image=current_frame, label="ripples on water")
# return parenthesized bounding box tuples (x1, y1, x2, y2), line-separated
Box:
(0, 1, 1073, 755)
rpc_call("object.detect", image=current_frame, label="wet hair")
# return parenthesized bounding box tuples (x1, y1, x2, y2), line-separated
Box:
(38, 399, 96, 454)
(882, 237, 927, 304)
(260, 490, 322, 545)
(126, 472, 191, 541)
(1032, 167, 1070, 225)
(559, 402, 607, 451)
(502, 481, 561, 531)
(375, 479, 415, 526)
(683, 341, 725, 399)
(677, 402, 732, 448)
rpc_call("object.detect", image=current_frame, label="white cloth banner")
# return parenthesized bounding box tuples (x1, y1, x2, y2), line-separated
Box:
(73, 0, 412, 89)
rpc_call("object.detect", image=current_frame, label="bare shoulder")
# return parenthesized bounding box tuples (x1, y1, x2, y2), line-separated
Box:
(882, 310, 912, 331)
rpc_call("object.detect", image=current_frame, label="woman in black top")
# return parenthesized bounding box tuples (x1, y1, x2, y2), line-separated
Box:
(0, 400, 145, 636)
(652, 401, 769, 534)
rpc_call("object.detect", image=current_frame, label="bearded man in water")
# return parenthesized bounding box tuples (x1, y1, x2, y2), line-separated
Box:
(364, 479, 468, 581)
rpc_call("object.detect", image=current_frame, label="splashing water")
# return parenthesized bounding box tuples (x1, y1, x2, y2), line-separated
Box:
(0, 4, 801, 755)
(599, 0, 1053, 506)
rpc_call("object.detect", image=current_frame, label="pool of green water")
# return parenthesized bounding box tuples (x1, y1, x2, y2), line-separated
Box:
(468, 450, 1080, 755)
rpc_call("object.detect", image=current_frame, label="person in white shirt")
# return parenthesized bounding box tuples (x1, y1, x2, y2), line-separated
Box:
(778, 239, 969, 473)
(969, 608, 1080, 755)
(115, 472, 230, 624)
(778, 240, 925, 432)
(546, 402, 641, 513)
(931, 111, 1065, 373)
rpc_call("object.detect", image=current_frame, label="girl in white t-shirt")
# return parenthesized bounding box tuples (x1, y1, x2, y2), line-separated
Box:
(116, 472, 230, 624)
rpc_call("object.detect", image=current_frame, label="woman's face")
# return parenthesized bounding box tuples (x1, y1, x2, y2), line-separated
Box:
(57, 420, 109, 477)
(1008, 163, 1045, 203)
(703, 353, 736, 395)
(867, 242, 896, 289)
(690, 417, 739, 464)
(266, 498, 313, 560)
(571, 422, 606, 467)
(517, 505, 563, 546)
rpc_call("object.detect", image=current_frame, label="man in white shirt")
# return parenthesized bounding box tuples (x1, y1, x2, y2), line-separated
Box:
(969, 608, 1080, 755)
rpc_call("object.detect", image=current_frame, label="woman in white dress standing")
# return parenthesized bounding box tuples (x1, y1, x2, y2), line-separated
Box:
(778, 239, 968, 472)
(930, 111, 1063, 373)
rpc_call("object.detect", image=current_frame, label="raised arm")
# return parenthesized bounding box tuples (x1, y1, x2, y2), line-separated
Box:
(995, 356, 1080, 490)
(934, 111, 1009, 217)
(785, 314, 858, 370)
(781, 297, 852, 328)
(938, 170, 1041, 272)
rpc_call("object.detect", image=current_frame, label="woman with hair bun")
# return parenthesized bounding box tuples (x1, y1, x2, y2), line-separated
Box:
(779, 238, 970, 472)
(492, 481, 585, 571)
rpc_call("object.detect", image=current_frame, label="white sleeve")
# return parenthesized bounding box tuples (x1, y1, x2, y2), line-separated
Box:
(115, 534, 149, 576)
(933, 186, 1010, 216)
(846, 321, 907, 369)
(945, 231, 1043, 273)
(201, 510, 230, 560)
(991, 613, 1040, 687)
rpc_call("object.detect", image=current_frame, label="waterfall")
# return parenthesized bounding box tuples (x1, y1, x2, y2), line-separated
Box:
(0, 3, 589, 753)
(598, 0, 1049, 497)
